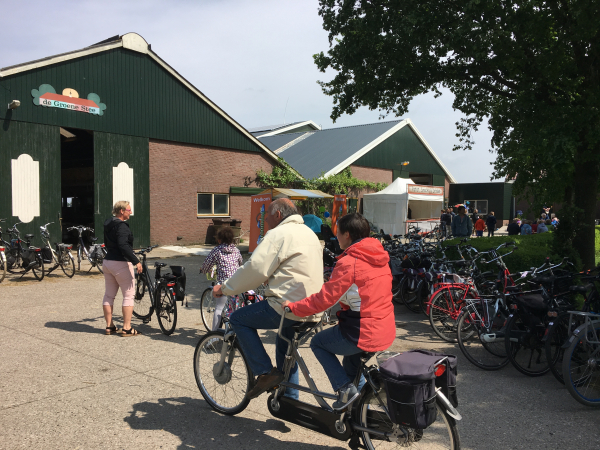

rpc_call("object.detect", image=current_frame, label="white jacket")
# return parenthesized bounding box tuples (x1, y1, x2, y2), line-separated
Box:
(221, 214, 323, 322)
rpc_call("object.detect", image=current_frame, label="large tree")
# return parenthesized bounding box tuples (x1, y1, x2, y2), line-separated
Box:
(314, 0, 600, 267)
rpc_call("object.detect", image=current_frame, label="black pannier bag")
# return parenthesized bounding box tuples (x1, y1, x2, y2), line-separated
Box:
(413, 350, 458, 408)
(170, 265, 186, 302)
(41, 246, 54, 264)
(379, 351, 439, 429)
(389, 259, 403, 277)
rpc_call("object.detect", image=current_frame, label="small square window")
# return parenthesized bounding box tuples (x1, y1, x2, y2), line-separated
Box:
(197, 193, 230, 216)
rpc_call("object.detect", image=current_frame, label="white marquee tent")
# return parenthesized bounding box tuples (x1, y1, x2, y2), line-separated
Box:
(363, 178, 445, 235)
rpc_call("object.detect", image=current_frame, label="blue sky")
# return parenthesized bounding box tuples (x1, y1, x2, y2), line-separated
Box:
(1, 0, 498, 183)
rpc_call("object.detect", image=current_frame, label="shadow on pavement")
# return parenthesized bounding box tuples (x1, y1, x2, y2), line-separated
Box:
(124, 396, 348, 450)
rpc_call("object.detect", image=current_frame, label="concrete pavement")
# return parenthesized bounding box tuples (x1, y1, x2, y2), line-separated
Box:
(1, 252, 599, 450)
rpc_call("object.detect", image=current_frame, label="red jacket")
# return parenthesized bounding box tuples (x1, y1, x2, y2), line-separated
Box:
(288, 237, 396, 352)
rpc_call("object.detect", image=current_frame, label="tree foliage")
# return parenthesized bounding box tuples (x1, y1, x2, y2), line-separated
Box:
(255, 159, 387, 215)
(314, 0, 600, 267)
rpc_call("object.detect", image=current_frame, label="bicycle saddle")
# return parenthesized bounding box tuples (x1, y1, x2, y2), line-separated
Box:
(90, 237, 98, 242)
(569, 283, 593, 293)
(154, 262, 168, 268)
(24, 234, 34, 239)
(292, 321, 319, 333)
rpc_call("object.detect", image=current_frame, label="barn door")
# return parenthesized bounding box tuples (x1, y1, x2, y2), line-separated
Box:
(94, 132, 150, 247)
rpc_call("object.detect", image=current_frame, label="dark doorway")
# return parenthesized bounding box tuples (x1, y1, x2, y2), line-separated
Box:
(60, 127, 95, 244)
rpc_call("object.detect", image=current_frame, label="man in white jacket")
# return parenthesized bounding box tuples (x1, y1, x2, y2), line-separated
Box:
(213, 198, 323, 400)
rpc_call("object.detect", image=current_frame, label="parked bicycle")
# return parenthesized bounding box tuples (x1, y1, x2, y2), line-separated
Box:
(3, 222, 45, 280)
(0, 219, 7, 283)
(561, 310, 600, 407)
(39, 222, 75, 278)
(67, 226, 106, 273)
(132, 245, 179, 335)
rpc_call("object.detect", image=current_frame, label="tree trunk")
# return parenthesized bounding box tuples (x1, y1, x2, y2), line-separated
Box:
(571, 146, 600, 269)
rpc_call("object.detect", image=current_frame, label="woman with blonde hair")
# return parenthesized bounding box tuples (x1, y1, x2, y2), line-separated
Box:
(102, 201, 143, 336)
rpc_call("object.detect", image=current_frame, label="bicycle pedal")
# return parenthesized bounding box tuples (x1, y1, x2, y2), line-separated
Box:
(143, 318, 151, 324)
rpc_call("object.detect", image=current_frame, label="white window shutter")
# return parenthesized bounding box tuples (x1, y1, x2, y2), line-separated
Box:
(11, 154, 40, 223)
(112, 162, 134, 215)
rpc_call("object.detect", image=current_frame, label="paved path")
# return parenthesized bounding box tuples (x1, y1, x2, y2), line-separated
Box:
(1, 253, 599, 450)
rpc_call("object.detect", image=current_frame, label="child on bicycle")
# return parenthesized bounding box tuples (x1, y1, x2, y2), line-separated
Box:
(200, 227, 243, 330)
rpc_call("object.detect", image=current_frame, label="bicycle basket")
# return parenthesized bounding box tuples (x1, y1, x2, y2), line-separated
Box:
(169, 265, 186, 302)
(379, 351, 439, 429)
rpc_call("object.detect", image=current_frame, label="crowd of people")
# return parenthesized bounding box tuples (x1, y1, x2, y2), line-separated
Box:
(440, 206, 559, 237)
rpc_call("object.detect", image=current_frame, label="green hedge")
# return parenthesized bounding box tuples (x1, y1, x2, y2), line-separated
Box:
(442, 232, 558, 273)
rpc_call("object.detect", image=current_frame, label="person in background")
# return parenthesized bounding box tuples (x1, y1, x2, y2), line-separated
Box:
(520, 219, 532, 235)
(507, 218, 521, 236)
(407, 204, 412, 220)
(537, 220, 549, 233)
(102, 200, 143, 337)
(552, 216, 559, 226)
(474, 215, 486, 237)
(545, 219, 555, 231)
(471, 208, 479, 235)
(486, 212, 497, 237)
(451, 206, 473, 237)
(200, 227, 243, 330)
(444, 208, 453, 236)
(531, 220, 538, 234)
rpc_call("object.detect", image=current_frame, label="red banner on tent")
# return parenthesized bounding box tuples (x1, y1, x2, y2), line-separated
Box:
(249, 194, 272, 253)
(331, 194, 347, 236)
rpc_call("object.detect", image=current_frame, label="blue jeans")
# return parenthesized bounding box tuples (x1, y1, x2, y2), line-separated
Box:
(229, 300, 300, 399)
(310, 325, 365, 392)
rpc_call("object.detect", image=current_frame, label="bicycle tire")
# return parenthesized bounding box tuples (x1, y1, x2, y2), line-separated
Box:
(7, 249, 21, 274)
(429, 287, 471, 343)
(0, 253, 6, 283)
(193, 330, 253, 415)
(96, 247, 106, 274)
(31, 254, 45, 281)
(60, 252, 76, 278)
(562, 321, 600, 407)
(457, 304, 510, 371)
(419, 281, 433, 316)
(132, 276, 153, 321)
(156, 285, 177, 335)
(505, 312, 550, 377)
(200, 288, 217, 332)
(391, 276, 404, 305)
(356, 384, 461, 449)
(400, 276, 422, 313)
(545, 312, 571, 384)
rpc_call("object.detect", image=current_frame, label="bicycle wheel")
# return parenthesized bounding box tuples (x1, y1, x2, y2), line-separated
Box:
(60, 251, 76, 278)
(545, 313, 572, 384)
(7, 249, 22, 274)
(457, 304, 510, 370)
(391, 276, 404, 305)
(400, 277, 422, 313)
(0, 253, 6, 283)
(132, 276, 153, 321)
(156, 286, 177, 335)
(505, 312, 550, 377)
(562, 321, 600, 407)
(31, 254, 45, 281)
(419, 281, 433, 316)
(357, 385, 460, 449)
(429, 287, 470, 343)
(200, 288, 216, 332)
(193, 330, 253, 415)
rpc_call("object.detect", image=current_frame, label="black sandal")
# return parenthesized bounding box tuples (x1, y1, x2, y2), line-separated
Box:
(121, 327, 142, 337)
(105, 325, 120, 335)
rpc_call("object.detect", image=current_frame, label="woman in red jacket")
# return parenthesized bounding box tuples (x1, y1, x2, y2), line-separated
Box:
(282, 213, 396, 410)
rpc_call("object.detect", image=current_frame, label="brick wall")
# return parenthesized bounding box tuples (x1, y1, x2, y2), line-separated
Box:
(349, 165, 393, 207)
(149, 139, 275, 245)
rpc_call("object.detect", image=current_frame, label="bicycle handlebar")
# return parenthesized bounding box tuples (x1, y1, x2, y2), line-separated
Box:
(135, 245, 159, 255)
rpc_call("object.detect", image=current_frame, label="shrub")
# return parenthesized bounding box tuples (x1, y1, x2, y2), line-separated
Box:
(442, 233, 560, 273)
